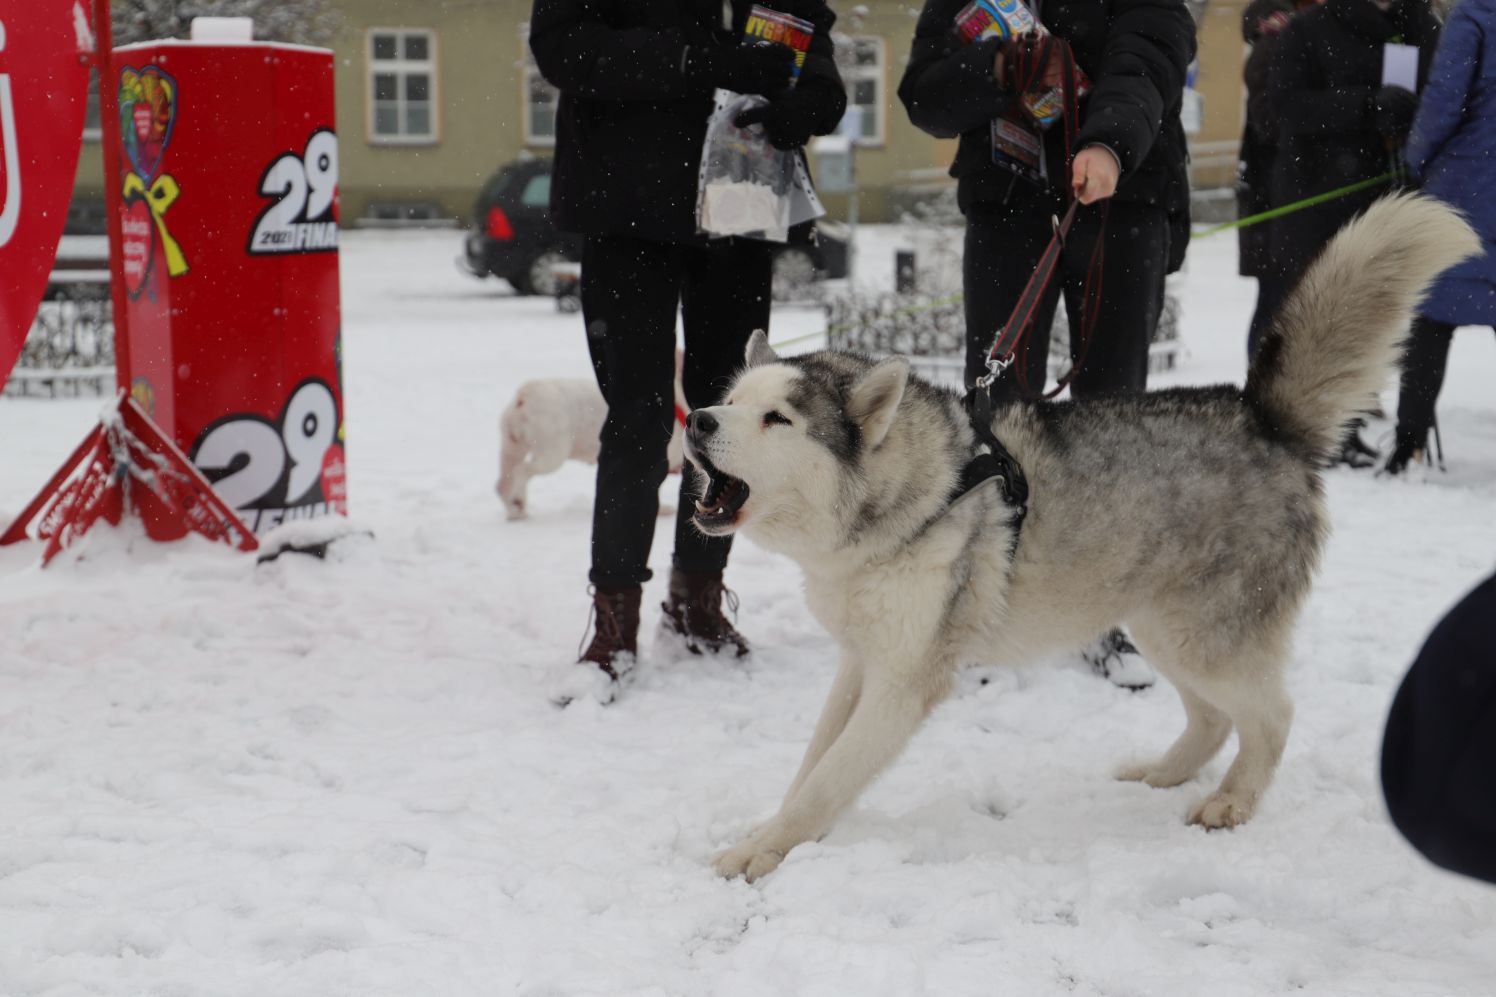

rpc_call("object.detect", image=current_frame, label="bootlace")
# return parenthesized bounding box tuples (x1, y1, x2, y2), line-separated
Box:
(577, 586, 626, 665)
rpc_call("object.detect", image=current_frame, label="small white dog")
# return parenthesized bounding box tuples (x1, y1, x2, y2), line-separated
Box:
(498, 352, 686, 520)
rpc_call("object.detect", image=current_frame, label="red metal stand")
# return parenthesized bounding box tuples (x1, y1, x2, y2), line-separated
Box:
(0, 393, 258, 564)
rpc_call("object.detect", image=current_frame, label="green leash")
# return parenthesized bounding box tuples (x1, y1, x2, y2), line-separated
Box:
(771, 171, 1401, 350)
(1192, 171, 1398, 238)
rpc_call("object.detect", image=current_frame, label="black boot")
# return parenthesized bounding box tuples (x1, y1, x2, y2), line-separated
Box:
(1382, 428, 1427, 477)
(1329, 421, 1379, 470)
(660, 568, 750, 658)
(1081, 629, 1155, 690)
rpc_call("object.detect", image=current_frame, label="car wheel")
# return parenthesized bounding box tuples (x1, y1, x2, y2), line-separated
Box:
(510, 250, 570, 296)
(772, 247, 819, 302)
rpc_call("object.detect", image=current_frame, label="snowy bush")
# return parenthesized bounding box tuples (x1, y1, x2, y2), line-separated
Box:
(112, 0, 342, 47)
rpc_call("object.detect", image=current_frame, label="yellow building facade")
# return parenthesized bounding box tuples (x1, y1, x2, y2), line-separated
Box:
(71, 0, 1249, 226)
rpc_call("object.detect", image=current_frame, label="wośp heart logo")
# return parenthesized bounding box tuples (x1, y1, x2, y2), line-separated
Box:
(118, 65, 188, 299)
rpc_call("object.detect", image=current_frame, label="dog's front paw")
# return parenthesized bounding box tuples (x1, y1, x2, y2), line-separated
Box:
(713, 829, 787, 882)
(1115, 760, 1190, 789)
(1188, 791, 1255, 829)
(713, 843, 785, 882)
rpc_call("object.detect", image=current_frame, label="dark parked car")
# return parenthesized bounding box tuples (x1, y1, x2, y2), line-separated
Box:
(461, 157, 848, 299)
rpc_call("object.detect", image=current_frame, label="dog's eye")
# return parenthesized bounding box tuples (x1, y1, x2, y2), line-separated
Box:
(763, 410, 792, 428)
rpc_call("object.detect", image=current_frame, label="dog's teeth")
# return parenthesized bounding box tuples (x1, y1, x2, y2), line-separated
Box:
(695, 500, 710, 513)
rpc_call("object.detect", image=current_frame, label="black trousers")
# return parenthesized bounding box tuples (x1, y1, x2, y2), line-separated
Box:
(581, 233, 773, 587)
(1247, 272, 1291, 363)
(963, 199, 1169, 402)
(1394, 315, 1496, 445)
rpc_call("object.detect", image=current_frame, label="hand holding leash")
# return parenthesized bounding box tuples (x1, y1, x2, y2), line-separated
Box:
(1071, 146, 1119, 204)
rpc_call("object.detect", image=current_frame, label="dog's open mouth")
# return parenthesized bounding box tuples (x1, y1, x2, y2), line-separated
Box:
(692, 455, 750, 530)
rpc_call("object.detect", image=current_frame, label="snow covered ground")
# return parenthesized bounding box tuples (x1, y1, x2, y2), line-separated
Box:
(2, 226, 1494, 997)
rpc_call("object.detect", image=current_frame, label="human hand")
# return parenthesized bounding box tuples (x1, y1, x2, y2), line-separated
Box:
(1370, 84, 1418, 142)
(1256, 10, 1293, 36)
(734, 93, 817, 151)
(1072, 146, 1120, 204)
(993, 32, 1068, 92)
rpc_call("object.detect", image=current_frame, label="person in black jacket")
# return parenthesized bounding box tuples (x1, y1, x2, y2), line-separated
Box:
(899, 0, 1194, 688)
(899, 0, 1195, 402)
(530, 0, 845, 701)
(1265, 0, 1439, 466)
(1238, 0, 1302, 361)
(1266, 0, 1439, 288)
(1382, 573, 1496, 886)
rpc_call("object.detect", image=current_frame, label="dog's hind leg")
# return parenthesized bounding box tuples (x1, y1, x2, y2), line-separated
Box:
(714, 666, 942, 881)
(1115, 625, 1232, 788)
(1115, 682, 1232, 788)
(1188, 661, 1293, 829)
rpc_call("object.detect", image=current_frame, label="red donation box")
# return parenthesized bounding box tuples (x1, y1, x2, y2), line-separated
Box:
(110, 28, 347, 536)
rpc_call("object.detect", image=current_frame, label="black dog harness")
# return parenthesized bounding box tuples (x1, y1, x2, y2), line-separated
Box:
(945, 387, 1029, 546)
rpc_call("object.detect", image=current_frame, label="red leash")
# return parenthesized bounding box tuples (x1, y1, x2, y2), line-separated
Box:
(977, 33, 1107, 400)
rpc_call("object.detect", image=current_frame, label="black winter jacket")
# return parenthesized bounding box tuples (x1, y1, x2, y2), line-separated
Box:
(898, 0, 1196, 220)
(1266, 0, 1439, 279)
(1237, 0, 1296, 278)
(530, 0, 846, 244)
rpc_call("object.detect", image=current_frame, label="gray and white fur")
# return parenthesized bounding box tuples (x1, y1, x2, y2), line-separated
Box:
(682, 193, 1480, 881)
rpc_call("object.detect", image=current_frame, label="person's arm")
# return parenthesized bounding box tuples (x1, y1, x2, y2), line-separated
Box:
(1268, 16, 1377, 135)
(787, 3, 848, 138)
(729, 3, 847, 150)
(1072, 0, 1196, 178)
(898, 0, 1014, 139)
(1244, 33, 1282, 142)
(1405, 5, 1479, 178)
(529, 0, 692, 101)
(530, 0, 794, 103)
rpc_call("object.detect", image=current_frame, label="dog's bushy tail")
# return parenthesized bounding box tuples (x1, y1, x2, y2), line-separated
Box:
(1245, 192, 1480, 462)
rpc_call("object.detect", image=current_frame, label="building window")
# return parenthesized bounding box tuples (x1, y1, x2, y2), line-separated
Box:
(523, 60, 558, 146)
(843, 36, 885, 147)
(368, 28, 437, 144)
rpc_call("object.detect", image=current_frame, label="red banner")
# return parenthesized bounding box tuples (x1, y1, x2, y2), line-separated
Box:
(0, 2, 93, 385)
(108, 39, 346, 535)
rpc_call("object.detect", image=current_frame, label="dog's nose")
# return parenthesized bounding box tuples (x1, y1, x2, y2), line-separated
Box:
(688, 410, 718, 437)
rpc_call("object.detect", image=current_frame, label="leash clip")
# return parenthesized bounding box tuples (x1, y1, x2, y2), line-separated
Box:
(975, 354, 1011, 390)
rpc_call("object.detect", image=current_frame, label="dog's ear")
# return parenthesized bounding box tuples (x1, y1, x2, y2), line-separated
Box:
(744, 329, 779, 368)
(848, 358, 909, 450)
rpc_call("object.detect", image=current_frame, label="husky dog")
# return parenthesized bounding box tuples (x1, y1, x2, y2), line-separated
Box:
(684, 194, 1478, 882)
(498, 352, 686, 520)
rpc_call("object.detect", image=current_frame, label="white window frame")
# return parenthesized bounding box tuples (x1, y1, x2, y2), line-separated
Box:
(366, 27, 439, 146)
(844, 36, 887, 149)
(520, 48, 558, 146)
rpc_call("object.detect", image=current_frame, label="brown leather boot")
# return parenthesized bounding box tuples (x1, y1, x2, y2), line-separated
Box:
(577, 584, 641, 681)
(551, 585, 641, 707)
(660, 569, 750, 658)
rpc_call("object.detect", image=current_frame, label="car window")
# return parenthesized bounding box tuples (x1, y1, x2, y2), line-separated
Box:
(520, 175, 551, 208)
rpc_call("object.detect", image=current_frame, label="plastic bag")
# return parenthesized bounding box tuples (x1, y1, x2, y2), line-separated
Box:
(695, 5, 825, 242)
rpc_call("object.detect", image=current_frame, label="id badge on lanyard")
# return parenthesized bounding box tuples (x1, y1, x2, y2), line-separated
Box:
(988, 0, 1047, 187)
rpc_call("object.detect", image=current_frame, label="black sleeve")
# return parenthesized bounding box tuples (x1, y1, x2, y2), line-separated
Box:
(529, 0, 691, 102)
(790, 2, 848, 134)
(898, 0, 1013, 140)
(1268, 16, 1375, 135)
(1074, 0, 1197, 176)
(1243, 34, 1278, 143)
